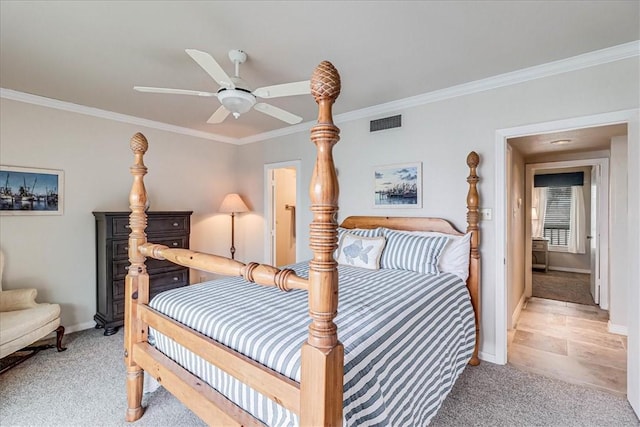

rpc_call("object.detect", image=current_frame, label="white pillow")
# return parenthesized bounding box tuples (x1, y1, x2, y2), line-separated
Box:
(407, 230, 471, 281)
(336, 232, 386, 270)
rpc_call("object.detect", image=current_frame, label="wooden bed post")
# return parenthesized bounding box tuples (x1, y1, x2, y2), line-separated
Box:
(124, 132, 150, 421)
(466, 151, 481, 366)
(300, 61, 344, 426)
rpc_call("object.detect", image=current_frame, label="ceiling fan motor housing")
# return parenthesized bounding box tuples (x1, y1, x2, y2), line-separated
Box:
(217, 88, 256, 118)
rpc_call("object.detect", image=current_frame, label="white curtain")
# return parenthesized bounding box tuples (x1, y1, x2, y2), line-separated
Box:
(531, 187, 547, 238)
(568, 185, 586, 254)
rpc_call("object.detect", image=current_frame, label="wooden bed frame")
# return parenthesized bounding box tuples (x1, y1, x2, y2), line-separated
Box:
(123, 61, 480, 426)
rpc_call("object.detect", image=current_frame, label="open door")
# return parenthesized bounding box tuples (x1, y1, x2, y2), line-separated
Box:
(589, 164, 600, 305)
(264, 161, 300, 266)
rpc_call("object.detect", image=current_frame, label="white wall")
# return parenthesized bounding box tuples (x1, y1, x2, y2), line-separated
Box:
(0, 98, 237, 330)
(609, 136, 628, 331)
(626, 113, 640, 416)
(236, 57, 639, 362)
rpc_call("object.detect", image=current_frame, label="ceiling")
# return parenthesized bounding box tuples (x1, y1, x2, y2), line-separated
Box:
(508, 124, 628, 158)
(1, 1, 638, 143)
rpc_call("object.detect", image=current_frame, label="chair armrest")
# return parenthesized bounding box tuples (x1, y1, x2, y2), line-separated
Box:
(0, 288, 39, 312)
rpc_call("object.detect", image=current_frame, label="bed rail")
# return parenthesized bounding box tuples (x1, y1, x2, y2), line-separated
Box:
(139, 243, 309, 291)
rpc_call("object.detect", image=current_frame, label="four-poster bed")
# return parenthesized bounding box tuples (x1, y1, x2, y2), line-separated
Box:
(123, 60, 481, 426)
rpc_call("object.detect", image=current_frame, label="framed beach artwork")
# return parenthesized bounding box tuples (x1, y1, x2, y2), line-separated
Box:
(373, 162, 422, 208)
(0, 165, 64, 215)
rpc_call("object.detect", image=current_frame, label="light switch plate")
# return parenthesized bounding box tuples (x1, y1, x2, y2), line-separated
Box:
(480, 208, 492, 221)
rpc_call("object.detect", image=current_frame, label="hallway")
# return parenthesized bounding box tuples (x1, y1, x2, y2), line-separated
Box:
(508, 297, 627, 396)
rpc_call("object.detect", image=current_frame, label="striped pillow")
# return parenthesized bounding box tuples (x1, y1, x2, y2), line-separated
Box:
(380, 229, 449, 275)
(337, 227, 383, 240)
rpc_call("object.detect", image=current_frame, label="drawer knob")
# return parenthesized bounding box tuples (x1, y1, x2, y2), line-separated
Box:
(173, 276, 179, 281)
(124, 224, 130, 229)
(124, 246, 129, 251)
(172, 222, 179, 227)
(172, 242, 178, 246)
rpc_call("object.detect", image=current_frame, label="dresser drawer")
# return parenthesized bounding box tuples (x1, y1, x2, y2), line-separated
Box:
(111, 214, 190, 237)
(113, 269, 189, 299)
(113, 258, 183, 279)
(532, 241, 548, 251)
(112, 236, 189, 259)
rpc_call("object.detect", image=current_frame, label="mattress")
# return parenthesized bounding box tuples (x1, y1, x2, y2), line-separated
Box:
(148, 262, 475, 426)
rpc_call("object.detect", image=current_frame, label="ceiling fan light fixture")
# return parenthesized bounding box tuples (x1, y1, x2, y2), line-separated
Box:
(217, 88, 256, 118)
(550, 139, 571, 145)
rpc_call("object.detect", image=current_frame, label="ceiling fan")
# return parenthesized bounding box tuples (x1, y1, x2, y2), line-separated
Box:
(134, 49, 310, 125)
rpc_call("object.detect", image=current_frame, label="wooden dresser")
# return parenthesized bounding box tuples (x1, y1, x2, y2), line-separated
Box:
(93, 211, 192, 335)
(532, 237, 549, 272)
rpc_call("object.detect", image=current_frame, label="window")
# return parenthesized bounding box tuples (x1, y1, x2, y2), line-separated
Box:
(543, 186, 571, 246)
(533, 171, 586, 254)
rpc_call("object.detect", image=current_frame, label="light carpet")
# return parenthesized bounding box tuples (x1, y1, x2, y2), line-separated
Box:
(0, 328, 637, 426)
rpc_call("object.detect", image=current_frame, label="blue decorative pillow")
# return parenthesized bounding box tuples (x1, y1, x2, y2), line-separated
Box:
(336, 233, 386, 270)
(335, 227, 383, 258)
(380, 229, 449, 275)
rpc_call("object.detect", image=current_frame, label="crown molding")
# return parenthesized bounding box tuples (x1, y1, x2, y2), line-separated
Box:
(331, 40, 640, 125)
(0, 88, 236, 144)
(2, 41, 638, 145)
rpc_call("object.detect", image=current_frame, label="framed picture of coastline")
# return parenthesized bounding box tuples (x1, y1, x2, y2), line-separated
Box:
(0, 165, 64, 215)
(373, 162, 422, 208)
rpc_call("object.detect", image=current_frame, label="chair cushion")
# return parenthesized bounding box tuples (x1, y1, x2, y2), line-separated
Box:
(0, 303, 60, 350)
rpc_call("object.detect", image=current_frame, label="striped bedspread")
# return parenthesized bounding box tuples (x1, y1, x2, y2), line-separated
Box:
(148, 262, 475, 426)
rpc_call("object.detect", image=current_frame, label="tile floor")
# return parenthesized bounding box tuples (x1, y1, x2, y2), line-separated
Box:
(508, 297, 627, 396)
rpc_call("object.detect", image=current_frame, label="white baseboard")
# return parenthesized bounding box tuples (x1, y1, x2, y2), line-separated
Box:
(65, 321, 97, 334)
(479, 351, 501, 365)
(608, 321, 628, 336)
(511, 293, 526, 329)
(548, 266, 591, 274)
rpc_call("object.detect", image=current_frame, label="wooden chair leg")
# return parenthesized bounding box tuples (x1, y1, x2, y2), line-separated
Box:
(55, 325, 67, 352)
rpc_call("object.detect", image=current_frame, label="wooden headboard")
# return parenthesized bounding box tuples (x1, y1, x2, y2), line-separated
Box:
(341, 216, 464, 235)
(339, 151, 481, 366)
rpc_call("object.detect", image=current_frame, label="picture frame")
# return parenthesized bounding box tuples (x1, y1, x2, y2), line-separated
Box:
(373, 162, 422, 208)
(0, 165, 64, 215)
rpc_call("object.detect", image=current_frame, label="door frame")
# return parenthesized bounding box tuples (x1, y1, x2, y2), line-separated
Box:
(263, 160, 301, 265)
(494, 108, 637, 366)
(523, 158, 609, 308)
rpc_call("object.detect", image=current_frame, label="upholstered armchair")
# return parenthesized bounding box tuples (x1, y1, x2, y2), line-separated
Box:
(0, 250, 66, 373)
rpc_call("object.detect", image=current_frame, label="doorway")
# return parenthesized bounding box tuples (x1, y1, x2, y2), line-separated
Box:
(524, 158, 609, 309)
(264, 161, 300, 267)
(500, 121, 628, 397)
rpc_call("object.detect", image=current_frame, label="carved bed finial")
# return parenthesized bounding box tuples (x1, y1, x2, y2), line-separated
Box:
(310, 61, 341, 103)
(466, 151, 479, 169)
(130, 132, 148, 154)
(310, 61, 340, 125)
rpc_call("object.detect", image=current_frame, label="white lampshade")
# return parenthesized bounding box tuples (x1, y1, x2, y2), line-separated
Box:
(219, 193, 249, 214)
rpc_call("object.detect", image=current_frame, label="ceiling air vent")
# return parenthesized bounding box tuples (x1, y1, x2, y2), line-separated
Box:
(370, 115, 401, 132)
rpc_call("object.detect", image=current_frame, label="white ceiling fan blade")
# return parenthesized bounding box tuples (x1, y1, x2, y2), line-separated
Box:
(253, 80, 310, 99)
(185, 49, 234, 89)
(133, 86, 217, 97)
(207, 105, 231, 124)
(254, 103, 303, 124)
